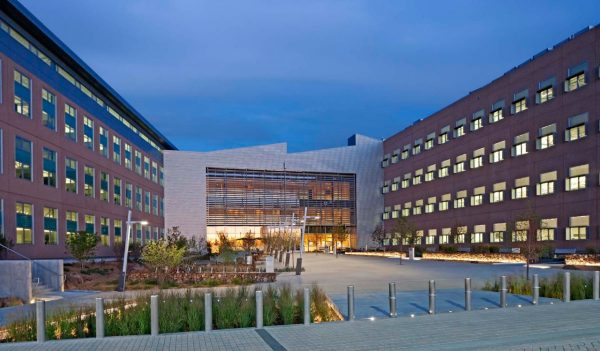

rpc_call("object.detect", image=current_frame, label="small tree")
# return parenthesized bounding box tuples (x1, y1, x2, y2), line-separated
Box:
(371, 223, 387, 251)
(449, 223, 468, 246)
(514, 206, 543, 280)
(66, 231, 100, 269)
(141, 238, 186, 281)
(332, 224, 350, 255)
(240, 231, 256, 253)
(393, 217, 418, 249)
(167, 226, 188, 250)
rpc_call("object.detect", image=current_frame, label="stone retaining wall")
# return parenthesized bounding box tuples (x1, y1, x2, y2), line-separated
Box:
(422, 252, 525, 263)
(129, 271, 276, 284)
(565, 254, 600, 266)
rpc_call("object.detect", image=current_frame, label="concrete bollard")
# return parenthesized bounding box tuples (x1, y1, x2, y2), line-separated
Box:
(563, 272, 570, 302)
(428, 280, 436, 315)
(96, 298, 105, 338)
(150, 295, 159, 336)
(205, 293, 212, 332)
(304, 287, 310, 325)
(36, 300, 45, 343)
(500, 276, 507, 308)
(389, 282, 397, 317)
(347, 285, 355, 321)
(532, 274, 540, 305)
(594, 271, 599, 301)
(285, 252, 291, 268)
(464, 278, 472, 311)
(256, 290, 263, 329)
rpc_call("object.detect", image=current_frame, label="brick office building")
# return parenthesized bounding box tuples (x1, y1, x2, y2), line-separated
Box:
(0, 1, 176, 259)
(382, 25, 600, 251)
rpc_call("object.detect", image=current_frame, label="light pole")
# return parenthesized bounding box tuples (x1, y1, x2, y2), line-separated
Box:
(296, 207, 319, 275)
(117, 210, 148, 292)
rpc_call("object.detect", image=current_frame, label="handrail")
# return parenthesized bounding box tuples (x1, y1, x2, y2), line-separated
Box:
(0, 243, 62, 278)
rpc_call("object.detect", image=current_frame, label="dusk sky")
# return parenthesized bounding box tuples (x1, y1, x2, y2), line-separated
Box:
(20, 0, 600, 152)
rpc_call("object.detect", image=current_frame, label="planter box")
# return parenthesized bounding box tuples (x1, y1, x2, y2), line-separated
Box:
(422, 252, 525, 263)
(565, 254, 600, 266)
(129, 271, 276, 284)
(345, 251, 407, 258)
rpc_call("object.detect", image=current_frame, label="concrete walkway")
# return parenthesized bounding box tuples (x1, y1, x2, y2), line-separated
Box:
(1, 300, 599, 350)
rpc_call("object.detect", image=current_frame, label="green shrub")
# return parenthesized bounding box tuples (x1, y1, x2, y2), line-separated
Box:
(279, 284, 295, 325)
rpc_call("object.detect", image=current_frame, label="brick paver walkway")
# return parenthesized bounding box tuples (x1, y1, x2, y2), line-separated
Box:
(1, 300, 599, 350)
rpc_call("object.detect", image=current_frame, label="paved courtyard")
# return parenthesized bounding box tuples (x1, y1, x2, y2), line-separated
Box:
(1, 300, 599, 350)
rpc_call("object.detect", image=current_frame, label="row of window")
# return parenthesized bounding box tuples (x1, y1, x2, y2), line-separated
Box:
(0, 19, 164, 153)
(382, 112, 591, 192)
(5, 199, 163, 246)
(383, 164, 591, 219)
(382, 61, 599, 168)
(382, 216, 590, 246)
(10, 133, 163, 216)
(10, 69, 164, 185)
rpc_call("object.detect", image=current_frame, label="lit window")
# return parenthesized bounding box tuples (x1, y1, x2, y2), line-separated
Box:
(381, 156, 390, 168)
(470, 195, 483, 206)
(145, 191, 151, 213)
(64, 104, 77, 141)
(401, 208, 410, 217)
(65, 158, 77, 193)
(455, 234, 465, 244)
(438, 201, 449, 211)
(151, 161, 158, 183)
(490, 150, 503, 163)
(565, 72, 585, 92)
(512, 230, 527, 242)
(537, 228, 555, 241)
(114, 219, 122, 243)
(15, 202, 33, 244)
(391, 210, 399, 219)
(512, 186, 527, 199)
(125, 183, 133, 208)
(471, 233, 483, 243)
(83, 117, 94, 150)
(100, 217, 110, 246)
(512, 98, 527, 114)
(135, 150, 142, 175)
(401, 179, 410, 189)
(454, 197, 465, 209)
(425, 171, 434, 182)
(14, 70, 31, 118)
(490, 231, 504, 243)
(566, 226, 586, 240)
(490, 191, 503, 203)
(438, 166, 449, 178)
(412, 206, 422, 215)
(99, 126, 108, 158)
(401, 149, 409, 160)
(382, 183, 390, 194)
(566, 175, 586, 191)
(144, 156, 151, 179)
(100, 172, 109, 202)
(113, 136, 121, 164)
(565, 124, 586, 141)
(412, 175, 421, 185)
(425, 235, 435, 245)
(489, 109, 503, 123)
(114, 177, 122, 205)
(454, 125, 465, 138)
(124, 144, 132, 170)
(537, 86, 553, 104)
(454, 162, 465, 173)
(43, 207, 58, 245)
(471, 118, 483, 131)
(41, 89, 56, 130)
(425, 204, 434, 213)
(439, 235, 449, 244)
(536, 181, 555, 196)
(15, 136, 32, 180)
(136, 187, 143, 212)
(470, 156, 483, 169)
(42, 147, 57, 187)
(84, 166, 95, 197)
(65, 211, 78, 238)
(438, 132, 448, 144)
(538, 134, 554, 150)
(513, 142, 527, 157)
(424, 138, 434, 150)
(391, 180, 399, 192)
(412, 143, 421, 155)
(85, 214, 95, 234)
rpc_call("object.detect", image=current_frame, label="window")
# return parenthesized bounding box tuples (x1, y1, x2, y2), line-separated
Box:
(425, 235, 434, 245)
(144, 156, 150, 179)
(412, 143, 421, 155)
(471, 117, 483, 131)
(454, 162, 465, 173)
(412, 206, 422, 215)
(391, 179, 399, 192)
(401, 149, 409, 160)
(537, 86, 553, 104)
(401, 179, 410, 189)
(512, 186, 527, 199)
(455, 234, 465, 244)
(84, 166, 95, 197)
(83, 117, 94, 150)
(66, 211, 78, 238)
(136, 187, 143, 211)
(42, 147, 57, 187)
(382, 182, 390, 194)
(490, 191, 503, 203)
(382, 211, 390, 220)
(125, 182, 133, 208)
(124, 144, 132, 170)
(566, 165, 587, 191)
(470, 194, 483, 206)
(151, 162, 158, 183)
(391, 151, 399, 164)
(136, 224, 142, 240)
(439, 201, 449, 211)
(100, 217, 110, 246)
(160, 197, 164, 217)
(0, 199, 3, 237)
(537, 228, 555, 241)
(536, 123, 555, 151)
(100, 172, 109, 202)
(15, 201, 33, 244)
(537, 181, 554, 196)
(381, 155, 390, 168)
(566, 227, 586, 240)
(99, 126, 108, 157)
(153, 194, 159, 216)
(425, 204, 434, 214)
(512, 98, 527, 114)
(114, 177, 122, 205)
(113, 136, 121, 164)
(470, 156, 483, 169)
(114, 219, 122, 243)
(454, 125, 465, 138)
(64, 104, 77, 141)
(490, 231, 504, 243)
(439, 235, 449, 244)
(85, 214, 95, 234)
(412, 175, 421, 185)
(489, 109, 503, 123)
(43, 207, 58, 245)
(145, 226, 151, 241)
(438, 166, 449, 178)
(401, 208, 410, 217)
(424, 138, 434, 150)
(14, 70, 31, 117)
(41, 89, 56, 130)
(565, 72, 586, 92)
(425, 171, 434, 182)
(490, 150, 503, 163)
(65, 158, 77, 193)
(438, 132, 449, 145)
(454, 197, 465, 209)
(15, 136, 32, 180)
(565, 113, 588, 142)
(471, 233, 483, 243)
(513, 142, 527, 156)
(145, 191, 151, 214)
(512, 230, 527, 242)
(391, 209, 399, 219)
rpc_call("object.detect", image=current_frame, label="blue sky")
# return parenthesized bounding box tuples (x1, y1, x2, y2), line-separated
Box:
(21, 0, 600, 152)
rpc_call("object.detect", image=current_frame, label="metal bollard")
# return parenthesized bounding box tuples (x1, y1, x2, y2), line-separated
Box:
(428, 280, 436, 315)
(279, 250, 284, 263)
(347, 285, 355, 321)
(304, 287, 310, 325)
(464, 278, 472, 311)
(594, 271, 599, 301)
(500, 276, 507, 308)
(150, 295, 159, 336)
(205, 293, 213, 332)
(285, 252, 291, 268)
(96, 298, 105, 338)
(36, 300, 45, 343)
(256, 290, 263, 328)
(563, 272, 570, 302)
(532, 274, 540, 305)
(296, 258, 303, 275)
(388, 282, 397, 317)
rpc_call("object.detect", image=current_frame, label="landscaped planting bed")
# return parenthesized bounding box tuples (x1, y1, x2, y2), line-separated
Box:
(482, 272, 594, 300)
(1, 284, 339, 343)
(422, 252, 525, 263)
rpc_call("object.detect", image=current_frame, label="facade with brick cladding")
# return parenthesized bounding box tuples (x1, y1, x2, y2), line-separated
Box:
(0, 1, 176, 259)
(382, 25, 600, 251)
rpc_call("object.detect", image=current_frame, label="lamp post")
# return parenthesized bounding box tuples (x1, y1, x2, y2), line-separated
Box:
(117, 210, 148, 292)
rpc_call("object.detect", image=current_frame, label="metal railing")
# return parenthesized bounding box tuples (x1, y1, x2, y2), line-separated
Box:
(0, 243, 63, 285)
